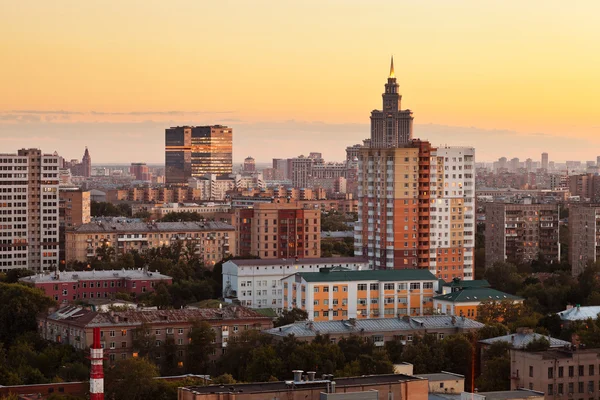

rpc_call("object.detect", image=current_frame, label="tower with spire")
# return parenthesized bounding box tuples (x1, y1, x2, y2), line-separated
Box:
(81, 147, 91, 178)
(369, 56, 413, 148)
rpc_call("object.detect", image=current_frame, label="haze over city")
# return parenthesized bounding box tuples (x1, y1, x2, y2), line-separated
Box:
(2, 1, 600, 163)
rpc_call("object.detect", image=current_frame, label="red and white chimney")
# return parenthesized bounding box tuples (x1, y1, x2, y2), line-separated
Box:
(90, 327, 104, 400)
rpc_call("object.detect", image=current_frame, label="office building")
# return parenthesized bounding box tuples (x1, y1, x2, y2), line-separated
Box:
(235, 202, 321, 259)
(541, 153, 549, 171)
(569, 204, 600, 276)
(165, 126, 192, 184)
(65, 221, 235, 267)
(281, 268, 439, 321)
(0, 148, 60, 272)
(130, 163, 150, 181)
(243, 156, 255, 172)
(354, 61, 475, 279)
(222, 257, 370, 311)
(485, 202, 560, 266)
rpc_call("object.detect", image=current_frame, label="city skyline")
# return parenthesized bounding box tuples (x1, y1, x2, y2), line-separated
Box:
(2, 1, 600, 163)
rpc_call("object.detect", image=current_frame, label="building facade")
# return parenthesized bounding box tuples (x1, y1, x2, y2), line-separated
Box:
(20, 269, 172, 303)
(485, 202, 560, 266)
(0, 148, 60, 272)
(222, 257, 370, 311)
(65, 221, 235, 267)
(130, 163, 151, 181)
(165, 126, 192, 184)
(59, 188, 91, 263)
(433, 287, 523, 319)
(570, 205, 600, 276)
(235, 202, 321, 259)
(281, 269, 439, 321)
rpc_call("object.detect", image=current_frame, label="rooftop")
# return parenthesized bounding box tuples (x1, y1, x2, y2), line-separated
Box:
(416, 372, 465, 382)
(557, 305, 600, 321)
(433, 288, 522, 303)
(45, 305, 270, 328)
(20, 269, 172, 283)
(182, 373, 422, 395)
(479, 331, 571, 349)
(72, 220, 234, 233)
(265, 316, 484, 338)
(474, 390, 545, 400)
(296, 268, 438, 283)
(443, 278, 490, 289)
(225, 257, 369, 267)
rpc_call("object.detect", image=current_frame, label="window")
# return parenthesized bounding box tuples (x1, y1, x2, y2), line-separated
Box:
(314, 300, 319, 306)
(178, 328, 184, 335)
(588, 381, 594, 393)
(314, 311, 319, 318)
(569, 366, 575, 377)
(343, 286, 348, 292)
(323, 311, 329, 317)
(423, 282, 433, 289)
(547, 384, 553, 396)
(559, 367, 564, 378)
(529, 366, 533, 377)
(109, 330, 115, 337)
(333, 286, 338, 292)
(314, 287, 319, 293)
(410, 283, 420, 290)
(558, 383, 563, 395)
(323, 286, 329, 293)
(548, 367, 554, 379)
(370, 283, 379, 291)
(579, 366, 585, 376)
(590, 365, 595, 376)
(579, 382, 584, 394)
(357, 284, 367, 291)
(384, 283, 394, 290)
(568, 383, 574, 394)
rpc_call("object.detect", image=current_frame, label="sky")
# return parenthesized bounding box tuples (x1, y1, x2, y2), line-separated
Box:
(1, 1, 599, 164)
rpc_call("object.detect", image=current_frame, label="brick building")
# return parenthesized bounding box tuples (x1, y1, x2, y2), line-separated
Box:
(38, 305, 272, 366)
(20, 269, 172, 303)
(569, 204, 600, 276)
(235, 202, 321, 259)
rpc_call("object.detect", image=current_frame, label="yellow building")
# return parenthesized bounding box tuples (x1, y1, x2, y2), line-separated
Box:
(433, 286, 523, 319)
(282, 268, 439, 321)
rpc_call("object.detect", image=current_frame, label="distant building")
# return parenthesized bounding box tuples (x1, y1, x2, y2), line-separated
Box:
(130, 202, 231, 221)
(0, 148, 60, 272)
(541, 152, 549, 171)
(235, 202, 321, 259)
(222, 257, 370, 311)
(65, 221, 235, 266)
(165, 126, 192, 184)
(59, 188, 91, 264)
(479, 328, 571, 350)
(243, 156, 256, 172)
(485, 202, 559, 266)
(20, 269, 172, 304)
(281, 268, 439, 321)
(433, 288, 523, 319)
(265, 315, 484, 343)
(130, 163, 151, 181)
(38, 305, 272, 365)
(570, 204, 600, 276)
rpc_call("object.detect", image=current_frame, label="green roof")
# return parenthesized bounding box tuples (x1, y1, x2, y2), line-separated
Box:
(433, 288, 522, 303)
(443, 278, 490, 288)
(297, 268, 438, 283)
(252, 308, 278, 318)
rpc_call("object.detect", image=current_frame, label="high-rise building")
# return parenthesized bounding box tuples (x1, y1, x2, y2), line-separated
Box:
(243, 156, 256, 172)
(541, 152, 549, 171)
(485, 201, 559, 267)
(0, 148, 60, 272)
(235, 202, 321, 259)
(130, 162, 150, 181)
(81, 147, 91, 178)
(165, 125, 233, 184)
(370, 57, 413, 147)
(355, 62, 475, 280)
(570, 204, 600, 277)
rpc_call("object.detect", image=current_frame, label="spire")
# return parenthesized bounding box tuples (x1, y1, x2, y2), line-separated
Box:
(389, 56, 395, 78)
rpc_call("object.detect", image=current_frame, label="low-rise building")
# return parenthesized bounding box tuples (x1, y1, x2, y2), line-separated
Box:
(222, 257, 369, 312)
(462, 390, 544, 400)
(557, 305, 600, 325)
(433, 288, 523, 319)
(65, 221, 235, 267)
(179, 372, 429, 400)
(130, 202, 231, 221)
(416, 372, 465, 394)
(38, 305, 273, 366)
(509, 347, 600, 400)
(282, 269, 439, 321)
(264, 315, 484, 344)
(19, 269, 172, 304)
(479, 328, 571, 350)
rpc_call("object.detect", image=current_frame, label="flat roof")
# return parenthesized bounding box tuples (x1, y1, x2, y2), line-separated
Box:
(297, 269, 437, 283)
(73, 221, 234, 233)
(416, 372, 464, 381)
(20, 269, 172, 283)
(477, 390, 545, 400)
(226, 257, 369, 267)
(182, 373, 422, 394)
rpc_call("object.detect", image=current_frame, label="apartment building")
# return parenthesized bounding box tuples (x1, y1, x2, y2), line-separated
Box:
(355, 143, 475, 279)
(569, 204, 600, 276)
(265, 315, 484, 343)
(59, 188, 91, 263)
(0, 148, 60, 272)
(235, 201, 321, 259)
(222, 257, 370, 311)
(20, 269, 172, 303)
(281, 268, 439, 321)
(38, 305, 272, 366)
(485, 201, 560, 266)
(65, 221, 235, 266)
(130, 202, 231, 221)
(510, 348, 600, 400)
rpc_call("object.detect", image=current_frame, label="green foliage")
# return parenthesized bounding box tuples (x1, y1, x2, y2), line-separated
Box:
(320, 211, 355, 232)
(105, 357, 159, 400)
(188, 320, 216, 374)
(321, 237, 354, 258)
(484, 262, 523, 293)
(212, 373, 236, 385)
(91, 201, 131, 217)
(159, 212, 205, 222)
(524, 337, 550, 352)
(274, 308, 308, 327)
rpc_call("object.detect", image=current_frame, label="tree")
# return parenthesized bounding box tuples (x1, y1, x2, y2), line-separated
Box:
(105, 357, 159, 400)
(477, 323, 509, 340)
(441, 335, 474, 387)
(212, 373, 236, 385)
(477, 300, 526, 325)
(187, 320, 216, 374)
(274, 308, 308, 327)
(484, 262, 522, 294)
(524, 337, 550, 352)
(132, 322, 157, 359)
(476, 342, 511, 391)
(0, 283, 55, 346)
(245, 346, 283, 382)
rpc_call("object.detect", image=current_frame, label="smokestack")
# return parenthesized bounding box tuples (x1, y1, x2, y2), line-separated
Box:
(90, 327, 104, 400)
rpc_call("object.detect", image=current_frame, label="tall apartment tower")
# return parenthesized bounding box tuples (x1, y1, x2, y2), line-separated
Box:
(81, 147, 91, 178)
(570, 204, 600, 277)
(370, 57, 413, 148)
(0, 149, 60, 272)
(485, 201, 559, 267)
(355, 61, 475, 280)
(541, 152, 549, 171)
(165, 125, 233, 184)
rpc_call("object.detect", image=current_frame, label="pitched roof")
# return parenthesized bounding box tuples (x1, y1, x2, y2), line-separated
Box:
(20, 269, 172, 283)
(558, 306, 600, 321)
(296, 269, 438, 283)
(73, 220, 234, 233)
(479, 332, 571, 349)
(433, 288, 522, 303)
(264, 315, 484, 338)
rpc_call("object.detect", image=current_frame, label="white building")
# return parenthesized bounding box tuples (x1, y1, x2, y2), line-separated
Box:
(222, 257, 369, 313)
(0, 148, 60, 271)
